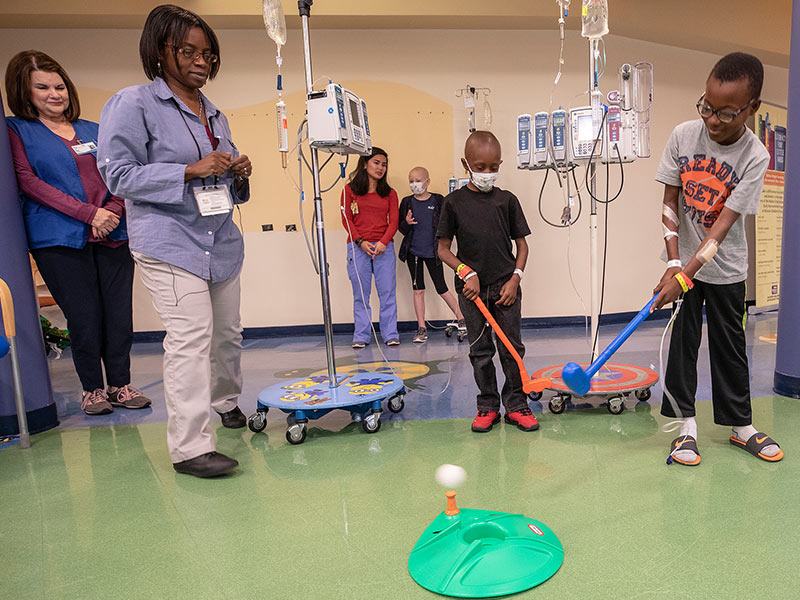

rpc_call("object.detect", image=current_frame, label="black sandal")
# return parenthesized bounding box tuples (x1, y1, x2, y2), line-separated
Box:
(729, 432, 784, 462)
(667, 435, 701, 466)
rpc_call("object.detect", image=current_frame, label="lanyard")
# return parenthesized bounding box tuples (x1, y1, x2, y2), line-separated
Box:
(173, 97, 218, 184)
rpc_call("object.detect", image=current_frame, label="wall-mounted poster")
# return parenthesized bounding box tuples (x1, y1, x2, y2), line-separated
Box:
(753, 101, 786, 309)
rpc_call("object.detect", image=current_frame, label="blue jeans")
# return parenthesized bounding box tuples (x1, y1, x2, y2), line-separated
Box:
(346, 241, 398, 343)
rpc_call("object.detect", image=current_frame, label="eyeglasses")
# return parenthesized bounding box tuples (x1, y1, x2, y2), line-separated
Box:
(696, 94, 754, 124)
(166, 44, 218, 64)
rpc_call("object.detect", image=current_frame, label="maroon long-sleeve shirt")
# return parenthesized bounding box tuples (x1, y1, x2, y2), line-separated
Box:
(8, 127, 125, 247)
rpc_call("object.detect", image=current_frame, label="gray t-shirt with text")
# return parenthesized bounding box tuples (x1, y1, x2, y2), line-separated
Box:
(655, 119, 769, 284)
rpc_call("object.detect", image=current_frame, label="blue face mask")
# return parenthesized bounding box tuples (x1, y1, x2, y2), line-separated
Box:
(464, 160, 499, 193)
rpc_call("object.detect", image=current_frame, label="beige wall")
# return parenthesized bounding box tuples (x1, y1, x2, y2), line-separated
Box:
(1, 27, 789, 331)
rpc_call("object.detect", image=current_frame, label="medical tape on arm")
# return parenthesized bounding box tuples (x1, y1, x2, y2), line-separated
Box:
(662, 204, 680, 226)
(696, 239, 719, 264)
(662, 205, 679, 240)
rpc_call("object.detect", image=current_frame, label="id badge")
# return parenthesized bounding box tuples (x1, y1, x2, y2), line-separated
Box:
(72, 141, 97, 155)
(193, 184, 233, 216)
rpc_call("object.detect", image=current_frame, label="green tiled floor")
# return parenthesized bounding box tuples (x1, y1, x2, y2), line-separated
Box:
(2, 396, 797, 599)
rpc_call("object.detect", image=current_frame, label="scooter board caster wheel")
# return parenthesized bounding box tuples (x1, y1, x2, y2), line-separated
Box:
(248, 411, 267, 433)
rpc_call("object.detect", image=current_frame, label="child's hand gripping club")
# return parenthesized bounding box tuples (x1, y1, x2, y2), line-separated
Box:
(456, 264, 551, 395)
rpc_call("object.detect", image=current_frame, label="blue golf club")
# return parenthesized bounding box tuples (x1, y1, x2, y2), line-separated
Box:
(562, 294, 660, 396)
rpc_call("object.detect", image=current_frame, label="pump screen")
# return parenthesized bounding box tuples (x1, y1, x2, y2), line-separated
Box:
(349, 99, 361, 127)
(578, 114, 593, 141)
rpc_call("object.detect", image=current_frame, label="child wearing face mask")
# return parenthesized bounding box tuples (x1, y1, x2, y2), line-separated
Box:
(398, 167, 464, 344)
(437, 131, 537, 433)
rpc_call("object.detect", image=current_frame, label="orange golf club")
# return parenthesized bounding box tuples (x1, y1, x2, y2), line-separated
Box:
(472, 296, 551, 395)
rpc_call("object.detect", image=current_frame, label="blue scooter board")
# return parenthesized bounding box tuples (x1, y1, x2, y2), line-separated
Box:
(250, 373, 406, 444)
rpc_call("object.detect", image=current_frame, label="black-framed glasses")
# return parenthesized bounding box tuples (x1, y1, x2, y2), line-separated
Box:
(696, 94, 754, 124)
(167, 44, 218, 64)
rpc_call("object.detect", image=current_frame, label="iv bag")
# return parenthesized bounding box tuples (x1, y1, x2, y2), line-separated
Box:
(483, 97, 493, 130)
(262, 0, 287, 47)
(581, 0, 608, 39)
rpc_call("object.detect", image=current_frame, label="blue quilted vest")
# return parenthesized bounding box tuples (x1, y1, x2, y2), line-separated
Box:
(7, 117, 126, 249)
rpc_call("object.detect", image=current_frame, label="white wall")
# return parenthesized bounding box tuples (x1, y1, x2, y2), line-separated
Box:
(0, 28, 788, 331)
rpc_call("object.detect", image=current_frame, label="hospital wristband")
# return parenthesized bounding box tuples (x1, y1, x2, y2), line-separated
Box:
(513, 268, 524, 280)
(666, 259, 682, 269)
(674, 272, 693, 293)
(456, 264, 474, 280)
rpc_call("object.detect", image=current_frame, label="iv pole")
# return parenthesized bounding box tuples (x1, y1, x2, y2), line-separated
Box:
(588, 39, 601, 361)
(249, 1, 406, 442)
(298, 0, 337, 386)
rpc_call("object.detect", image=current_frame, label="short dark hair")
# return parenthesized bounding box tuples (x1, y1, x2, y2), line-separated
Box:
(348, 147, 392, 197)
(464, 130, 501, 157)
(709, 52, 764, 100)
(4, 50, 81, 122)
(139, 4, 221, 81)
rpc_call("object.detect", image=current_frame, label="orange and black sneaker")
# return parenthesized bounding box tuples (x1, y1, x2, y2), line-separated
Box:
(505, 408, 540, 431)
(471, 411, 501, 432)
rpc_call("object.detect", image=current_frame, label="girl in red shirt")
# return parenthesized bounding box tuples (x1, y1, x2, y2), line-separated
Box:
(340, 147, 399, 348)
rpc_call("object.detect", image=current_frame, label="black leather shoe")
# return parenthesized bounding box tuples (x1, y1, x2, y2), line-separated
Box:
(220, 406, 246, 428)
(173, 451, 239, 478)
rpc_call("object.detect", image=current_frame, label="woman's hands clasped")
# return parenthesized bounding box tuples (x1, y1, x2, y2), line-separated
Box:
(359, 240, 386, 258)
(91, 207, 120, 238)
(185, 152, 252, 182)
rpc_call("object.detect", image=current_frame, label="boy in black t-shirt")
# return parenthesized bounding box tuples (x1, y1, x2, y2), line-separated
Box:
(437, 131, 538, 433)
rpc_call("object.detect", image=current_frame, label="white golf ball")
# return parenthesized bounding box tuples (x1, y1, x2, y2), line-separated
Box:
(435, 464, 467, 488)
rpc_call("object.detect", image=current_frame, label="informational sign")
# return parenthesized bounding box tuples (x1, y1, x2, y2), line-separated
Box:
(753, 101, 786, 308)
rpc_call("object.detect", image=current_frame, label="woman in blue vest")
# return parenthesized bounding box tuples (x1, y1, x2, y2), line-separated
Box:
(4, 50, 150, 416)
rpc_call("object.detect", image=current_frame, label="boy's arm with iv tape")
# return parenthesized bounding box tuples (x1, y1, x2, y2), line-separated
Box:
(653, 184, 737, 310)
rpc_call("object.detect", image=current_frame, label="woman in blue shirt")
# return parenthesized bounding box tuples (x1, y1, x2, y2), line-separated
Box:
(98, 4, 252, 478)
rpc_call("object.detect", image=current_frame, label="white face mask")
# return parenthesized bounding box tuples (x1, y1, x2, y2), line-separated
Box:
(409, 181, 427, 195)
(464, 160, 499, 193)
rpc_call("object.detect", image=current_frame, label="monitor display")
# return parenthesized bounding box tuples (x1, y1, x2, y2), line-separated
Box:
(349, 99, 361, 127)
(578, 114, 594, 141)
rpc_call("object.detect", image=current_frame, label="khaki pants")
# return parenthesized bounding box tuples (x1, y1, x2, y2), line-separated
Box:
(132, 251, 243, 462)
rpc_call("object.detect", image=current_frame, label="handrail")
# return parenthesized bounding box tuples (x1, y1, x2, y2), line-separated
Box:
(0, 277, 15, 337)
(0, 276, 30, 448)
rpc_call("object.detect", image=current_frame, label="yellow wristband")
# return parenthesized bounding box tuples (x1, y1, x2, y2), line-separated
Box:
(674, 272, 689, 293)
(456, 264, 474, 281)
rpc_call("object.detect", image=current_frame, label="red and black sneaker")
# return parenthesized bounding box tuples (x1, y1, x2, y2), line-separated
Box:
(471, 411, 501, 432)
(505, 408, 540, 431)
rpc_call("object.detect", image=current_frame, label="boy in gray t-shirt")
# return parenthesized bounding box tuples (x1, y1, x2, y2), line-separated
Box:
(652, 52, 782, 466)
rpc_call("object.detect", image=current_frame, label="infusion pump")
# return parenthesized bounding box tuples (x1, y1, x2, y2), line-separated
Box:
(307, 83, 372, 155)
(517, 106, 616, 169)
(517, 61, 652, 170)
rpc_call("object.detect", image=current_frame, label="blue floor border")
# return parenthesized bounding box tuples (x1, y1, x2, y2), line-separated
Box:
(132, 308, 674, 343)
